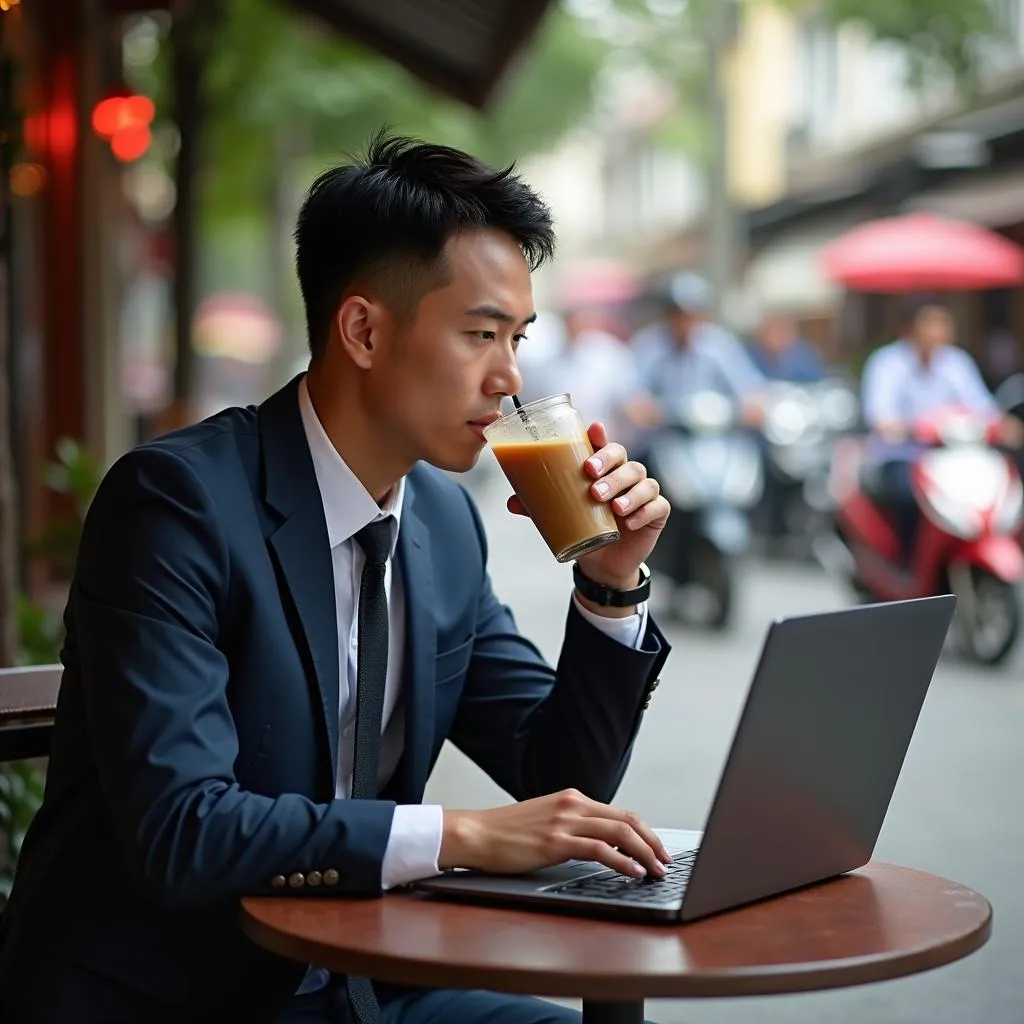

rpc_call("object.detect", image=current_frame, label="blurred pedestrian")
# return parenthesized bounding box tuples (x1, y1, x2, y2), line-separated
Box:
(748, 310, 826, 384)
(534, 305, 639, 442)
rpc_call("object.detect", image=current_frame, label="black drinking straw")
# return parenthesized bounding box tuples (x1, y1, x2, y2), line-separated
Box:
(512, 394, 539, 439)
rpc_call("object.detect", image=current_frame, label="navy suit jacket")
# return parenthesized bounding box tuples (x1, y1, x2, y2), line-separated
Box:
(0, 377, 669, 1022)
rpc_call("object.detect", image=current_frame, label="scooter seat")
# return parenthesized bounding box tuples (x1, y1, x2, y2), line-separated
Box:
(858, 463, 889, 503)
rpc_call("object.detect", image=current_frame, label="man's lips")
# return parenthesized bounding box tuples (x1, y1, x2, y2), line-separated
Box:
(468, 412, 502, 429)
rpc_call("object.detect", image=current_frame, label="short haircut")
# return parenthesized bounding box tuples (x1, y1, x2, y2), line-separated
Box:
(294, 128, 556, 360)
(900, 293, 949, 330)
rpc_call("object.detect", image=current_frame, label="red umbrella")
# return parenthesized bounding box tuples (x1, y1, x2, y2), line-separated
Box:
(821, 213, 1024, 292)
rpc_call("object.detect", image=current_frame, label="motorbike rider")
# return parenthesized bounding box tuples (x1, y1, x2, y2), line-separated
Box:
(748, 309, 827, 383)
(621, 272, 766, 457)
(861, 295, 1024, 564)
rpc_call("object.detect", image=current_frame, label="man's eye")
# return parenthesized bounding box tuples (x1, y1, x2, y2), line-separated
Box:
(514, 333, 529, 344)
(474, 331, 497, 341)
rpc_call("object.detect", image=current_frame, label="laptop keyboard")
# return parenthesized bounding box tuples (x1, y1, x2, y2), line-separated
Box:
(548, 849, 697, 904)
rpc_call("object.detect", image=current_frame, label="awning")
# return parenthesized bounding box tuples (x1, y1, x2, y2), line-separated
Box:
(109, 0, 556, 109)
(286, 0, 555, 108)
(745, 211, 866, 313)
(903, 163, 1024, 228)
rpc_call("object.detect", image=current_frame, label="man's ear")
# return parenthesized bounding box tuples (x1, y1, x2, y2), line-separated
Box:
(335, 295, 386, 369)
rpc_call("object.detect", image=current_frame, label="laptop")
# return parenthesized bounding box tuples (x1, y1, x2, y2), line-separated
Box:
(413, 594, 956, 923)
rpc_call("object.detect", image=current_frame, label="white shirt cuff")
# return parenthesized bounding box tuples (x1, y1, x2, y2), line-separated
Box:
(380, 803, 443, 890)
(572, 593, 649, 650)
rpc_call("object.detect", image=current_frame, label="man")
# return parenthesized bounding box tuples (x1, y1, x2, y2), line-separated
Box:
(622, 272, 766, 444)
(748, 310, 826, 384)
(861, 296, 1023, 562)
(0, 133, 672, 1023)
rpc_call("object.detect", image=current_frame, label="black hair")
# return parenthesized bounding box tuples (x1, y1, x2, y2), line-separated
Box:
(900, 293, 949, 330)
(294, 128, 556, 360)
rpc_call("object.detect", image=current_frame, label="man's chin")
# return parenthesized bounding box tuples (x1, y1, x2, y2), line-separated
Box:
(425, 443, 485, 475)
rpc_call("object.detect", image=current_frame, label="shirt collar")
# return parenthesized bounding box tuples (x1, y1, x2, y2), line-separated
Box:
(297, 377, 404, 555)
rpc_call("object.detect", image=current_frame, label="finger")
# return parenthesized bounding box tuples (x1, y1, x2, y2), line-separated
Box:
(576, 799, 673, 865)
(562, 838, 650, 879)
(623, 495, 672, 532)
(585, 443, 627, 478)
(620, 812, 674, 865)
(587, 421, 609, 452)
(590, 459, 647, 501)
(574, 818, 667, 877)
(605, 476, 660, 518)
(506, 494, 529, 517)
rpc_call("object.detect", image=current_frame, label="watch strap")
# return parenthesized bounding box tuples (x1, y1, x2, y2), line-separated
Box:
(572, 562, 652, 608)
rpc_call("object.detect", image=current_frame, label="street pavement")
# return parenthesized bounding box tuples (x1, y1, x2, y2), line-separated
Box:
(424, 459, 1024, 1024)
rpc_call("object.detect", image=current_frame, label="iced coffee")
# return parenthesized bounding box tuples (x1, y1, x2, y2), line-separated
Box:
(484, 394, 620, 562)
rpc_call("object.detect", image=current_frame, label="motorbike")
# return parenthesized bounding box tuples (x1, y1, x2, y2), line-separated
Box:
(814, 407, 1024, 666)
(645, 391, 764, 630)
(994, 372, 1024, 554)
(758, 377, 860, 557)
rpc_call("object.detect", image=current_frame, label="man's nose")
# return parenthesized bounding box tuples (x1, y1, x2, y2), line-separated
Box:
(489, 346, 524, 398)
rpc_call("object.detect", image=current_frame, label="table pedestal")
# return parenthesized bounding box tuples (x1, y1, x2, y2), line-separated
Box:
(581, 1000, 644, 1024)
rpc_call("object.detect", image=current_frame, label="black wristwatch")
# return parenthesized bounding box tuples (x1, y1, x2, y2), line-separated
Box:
(572, 561, 652, 608)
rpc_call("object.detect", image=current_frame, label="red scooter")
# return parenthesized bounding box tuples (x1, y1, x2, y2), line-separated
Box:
(815, 407, 1024, 665)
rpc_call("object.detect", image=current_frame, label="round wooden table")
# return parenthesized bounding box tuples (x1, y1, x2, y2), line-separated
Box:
(240, 862, 992, 1024)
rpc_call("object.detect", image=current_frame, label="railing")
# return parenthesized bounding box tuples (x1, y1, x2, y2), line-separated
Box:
(0, 665, 60, 762)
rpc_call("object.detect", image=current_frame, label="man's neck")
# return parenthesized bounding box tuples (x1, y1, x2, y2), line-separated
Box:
(911, 343, 935, 370)
(305, 370, 407, 505)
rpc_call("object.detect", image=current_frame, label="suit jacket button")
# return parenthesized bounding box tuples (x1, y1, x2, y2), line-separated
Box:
(307, 871, 322, 887)
(651, 678, 661, 690)
(323, 869, 340, 886)
(642, 698, 651, 710)
(270, 875, 287, 889)
(288, 872, 306, 888)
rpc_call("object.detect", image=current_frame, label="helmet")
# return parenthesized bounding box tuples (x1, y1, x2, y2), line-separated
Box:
(665, 272, 712, 314)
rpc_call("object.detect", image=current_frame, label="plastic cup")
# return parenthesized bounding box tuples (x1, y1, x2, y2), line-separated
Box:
(484, 394, 620, 562)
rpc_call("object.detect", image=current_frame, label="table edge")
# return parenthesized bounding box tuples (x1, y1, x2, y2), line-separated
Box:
(239, 897, 992, 1001)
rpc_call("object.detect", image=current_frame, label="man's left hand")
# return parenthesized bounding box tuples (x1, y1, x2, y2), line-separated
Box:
(507, 422, 671, 590)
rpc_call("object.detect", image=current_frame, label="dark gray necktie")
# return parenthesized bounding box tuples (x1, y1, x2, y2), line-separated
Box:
(347, 519, 392, 1024)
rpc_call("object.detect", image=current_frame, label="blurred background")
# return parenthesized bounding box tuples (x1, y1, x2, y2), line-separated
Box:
(3, 1, 1024, 1021)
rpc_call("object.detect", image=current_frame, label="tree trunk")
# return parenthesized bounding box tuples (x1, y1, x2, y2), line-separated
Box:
(167, 0, 221, 429)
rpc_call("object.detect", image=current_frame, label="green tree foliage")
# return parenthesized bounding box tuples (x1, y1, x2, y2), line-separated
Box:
(198, 0, 612, 222)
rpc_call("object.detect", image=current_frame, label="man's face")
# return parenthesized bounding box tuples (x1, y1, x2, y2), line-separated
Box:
(761, 314, 796, 354)
(362, 228, 534, 473)
(912, 306, 954, 356)
(667, 308, 697, 345)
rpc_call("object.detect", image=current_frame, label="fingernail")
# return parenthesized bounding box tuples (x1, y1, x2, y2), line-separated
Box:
(594, 482, 609, 497)
(615, 496, 629, 512)
(632, 864, 647, 878)
(588, 457, 603, 473)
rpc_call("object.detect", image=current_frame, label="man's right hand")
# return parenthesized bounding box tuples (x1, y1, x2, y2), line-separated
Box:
(997, 415, 1024, 449)
(439, 789, 672, 880)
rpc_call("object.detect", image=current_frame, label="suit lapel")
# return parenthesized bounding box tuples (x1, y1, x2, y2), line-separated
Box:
(397, 480, 437, 801)
(259, 378, 341, 782)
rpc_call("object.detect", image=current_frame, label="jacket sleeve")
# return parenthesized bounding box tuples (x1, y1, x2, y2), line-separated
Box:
(448, 490, 670, 805)
(70, 447, 395, 907)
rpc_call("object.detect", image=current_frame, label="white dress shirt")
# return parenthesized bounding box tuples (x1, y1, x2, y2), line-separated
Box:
(294, 379, 648, 990)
